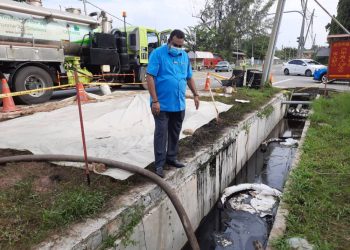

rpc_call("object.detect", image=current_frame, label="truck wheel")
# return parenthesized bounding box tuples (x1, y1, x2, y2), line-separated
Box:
(137, 66, 148, 90)
(321, 74, 328, 83)
(305, 70, 312, 77)
(13, 66, 53, 105)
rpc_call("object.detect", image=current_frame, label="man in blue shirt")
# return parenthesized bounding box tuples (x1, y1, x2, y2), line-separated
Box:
(146, 29, 200, 178)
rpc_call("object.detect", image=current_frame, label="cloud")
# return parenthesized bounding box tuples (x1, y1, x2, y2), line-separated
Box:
(44, 0, 205, 31)
(42, 0, 336, 49)
(271, 0, 337, 48)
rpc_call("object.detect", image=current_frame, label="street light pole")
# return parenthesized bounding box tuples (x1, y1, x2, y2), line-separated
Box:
(261, 0, 286, 86)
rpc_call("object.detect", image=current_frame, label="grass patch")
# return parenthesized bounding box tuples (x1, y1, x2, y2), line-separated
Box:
(0, 163, 136, 249)
(42, 186, 105, 228)
(119, 205, 144, 246)
(100, 205, 145, 249)
(257, 104, 274, 119)
(275, 93, 350, 249)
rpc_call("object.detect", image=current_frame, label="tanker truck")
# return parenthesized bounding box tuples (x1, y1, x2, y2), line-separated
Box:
(0, 0, 169, 104)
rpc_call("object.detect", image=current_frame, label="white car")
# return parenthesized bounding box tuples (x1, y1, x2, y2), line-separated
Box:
(282, 59, 326, 77)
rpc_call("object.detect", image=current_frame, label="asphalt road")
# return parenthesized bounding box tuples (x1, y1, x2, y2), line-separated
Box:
(50, 64, 350, 100)
(270, 65, 350, 92)
(192, 65, 350, 92)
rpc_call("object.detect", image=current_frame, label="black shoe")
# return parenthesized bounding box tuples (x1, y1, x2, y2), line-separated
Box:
(166, 160, 185, 168)
(155, 167, 164, 178)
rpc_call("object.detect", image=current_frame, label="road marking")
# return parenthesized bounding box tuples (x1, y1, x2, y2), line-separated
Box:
(273, 78, 293, 85)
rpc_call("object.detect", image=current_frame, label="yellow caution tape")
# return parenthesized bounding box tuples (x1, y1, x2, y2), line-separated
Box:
(0, 82, 145, 98)
(86, 82, 145, 86)
(0, 84, 73, 98)
(210, 72, 229, 80)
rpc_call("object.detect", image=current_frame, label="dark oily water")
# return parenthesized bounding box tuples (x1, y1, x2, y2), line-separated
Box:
(183, 119, 305, 250)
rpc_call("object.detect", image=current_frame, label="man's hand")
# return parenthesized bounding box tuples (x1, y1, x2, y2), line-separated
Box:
(152, 102, 160, 115)
(194, 95, 200, 110)
(187, 78, 199, 110)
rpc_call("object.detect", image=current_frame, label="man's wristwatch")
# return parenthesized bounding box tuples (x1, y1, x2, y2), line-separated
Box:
(152, 100, 159, 103)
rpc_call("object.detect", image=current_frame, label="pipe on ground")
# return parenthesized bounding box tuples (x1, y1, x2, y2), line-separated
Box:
(0, 154, 200, 250)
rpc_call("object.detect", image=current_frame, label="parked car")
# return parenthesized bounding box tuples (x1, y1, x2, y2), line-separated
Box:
(282, 59, 326, 77)
(215, 61, 232, 72)
(313, 67, 328, 83)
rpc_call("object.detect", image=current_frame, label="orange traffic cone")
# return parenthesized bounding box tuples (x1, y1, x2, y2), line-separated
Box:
(76, 82, 89, 103)
(204, 72, 211, 91)
(269, 73, 274, 84)
(1, 78, 18, 113)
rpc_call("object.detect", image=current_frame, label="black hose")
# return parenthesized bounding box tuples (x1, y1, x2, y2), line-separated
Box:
(0, 154, 200, 250)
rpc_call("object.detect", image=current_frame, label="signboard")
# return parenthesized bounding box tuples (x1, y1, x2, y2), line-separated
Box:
(328, 40, 350, 80)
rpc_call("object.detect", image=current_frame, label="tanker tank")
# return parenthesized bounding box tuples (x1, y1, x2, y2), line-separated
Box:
(0, 0, 99, 55)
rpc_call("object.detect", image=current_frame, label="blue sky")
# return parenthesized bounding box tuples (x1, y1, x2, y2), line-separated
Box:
(43, 0, 337, 49)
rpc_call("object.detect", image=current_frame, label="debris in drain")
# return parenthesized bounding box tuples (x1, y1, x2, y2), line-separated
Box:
(212, 210, 270, 250)
(184, 119, 305, 250)
(212, 184, 281, 249)
(280, 138, 298, 147)
(261, 137, 298, 152)
(213, 234, 233, 248)
(261, 138, 283, 152)
(220, 183, 281, 217)
(287, 105, 309, 118)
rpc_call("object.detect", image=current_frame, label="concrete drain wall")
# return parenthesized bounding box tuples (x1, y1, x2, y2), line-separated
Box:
(37, 94, 286, 250)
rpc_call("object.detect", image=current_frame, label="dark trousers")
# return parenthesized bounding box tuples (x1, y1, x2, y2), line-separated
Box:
(153, 111, 185, 169)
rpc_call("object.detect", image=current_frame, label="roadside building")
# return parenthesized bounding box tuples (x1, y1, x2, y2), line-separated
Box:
(302, 49, 315, 59)
(188, 51, 222, 70)
(315, 47, 330, 65)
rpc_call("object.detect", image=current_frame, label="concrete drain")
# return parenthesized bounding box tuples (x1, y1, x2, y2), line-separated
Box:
(183, 118, 306, 250)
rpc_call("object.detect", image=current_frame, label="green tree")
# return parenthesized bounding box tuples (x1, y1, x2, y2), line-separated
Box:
(186, 0, 275, 61)
(241, 35, 270, 60)
(275, 47, 297, 60)
(327, 0, 350, 35)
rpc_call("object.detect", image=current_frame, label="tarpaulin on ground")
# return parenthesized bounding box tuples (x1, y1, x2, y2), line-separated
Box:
(0, 93, 231, 180)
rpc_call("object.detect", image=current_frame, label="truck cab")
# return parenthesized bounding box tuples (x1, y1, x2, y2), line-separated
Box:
(122, 27, 170, 85)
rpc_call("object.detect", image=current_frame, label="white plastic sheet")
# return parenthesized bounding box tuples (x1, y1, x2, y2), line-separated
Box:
(0, 93, 232, 180)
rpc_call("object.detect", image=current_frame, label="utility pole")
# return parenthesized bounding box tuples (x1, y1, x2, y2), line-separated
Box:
(313, 34, 316, 48)
(297, 0, 308, 58)
(304, 9, 315, 49)
(82, 0, 87, 15)
(261, 0, 286, 86)
(288, 47, 291, 60)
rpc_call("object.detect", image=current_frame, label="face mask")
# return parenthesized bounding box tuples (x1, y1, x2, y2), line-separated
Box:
(168, 45, 182, 56)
